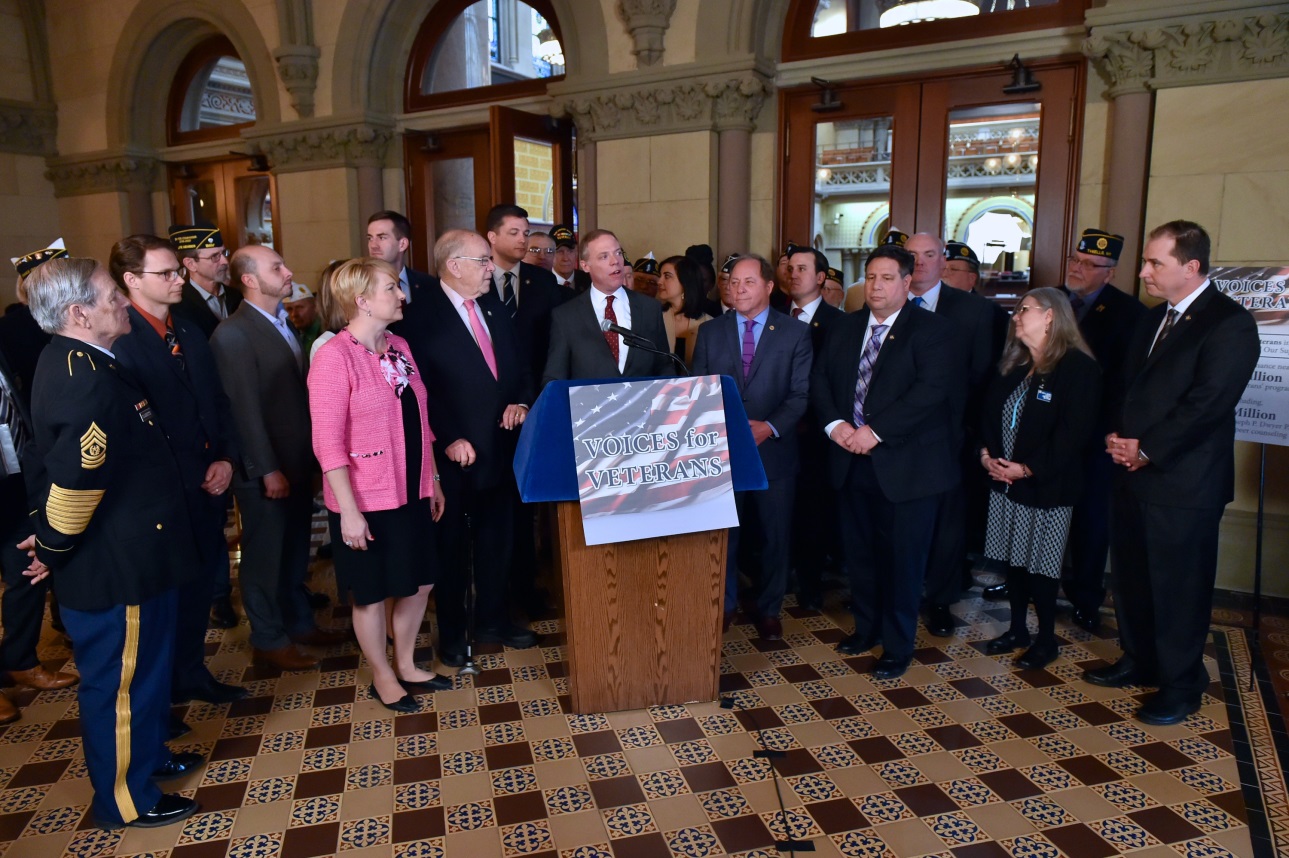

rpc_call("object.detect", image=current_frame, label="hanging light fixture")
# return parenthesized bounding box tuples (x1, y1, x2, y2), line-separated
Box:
(536, 26, 564, 68)
(879, 0, 979, 27)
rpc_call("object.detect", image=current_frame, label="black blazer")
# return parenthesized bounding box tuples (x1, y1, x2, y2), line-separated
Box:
(113, 307, 237, 494)
(542, 288, 673, 385)
(1061, 284, 1146, 433)
(172, 281, 243, 340)
(0, 347, 33, 527)
(935, 284, 1001, 447)
(388, 266, 441, 341)
(504, 262, 566, 381)
(26, 335, 198, 610)
(1114, 285, 1260, 509)
(399, 285, 533, 491)
(0, 304, 50, 401)
(980, 349, 1102, 509)
(692, 308, 812, 481)
(811, 304, 962, 502)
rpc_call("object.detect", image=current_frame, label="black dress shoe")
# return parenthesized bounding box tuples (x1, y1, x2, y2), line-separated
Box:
(475, 625, 538, 648)
(399, 674, 454, 692)
(174, 677, 249, 705)
(438, 647, 466, 668)
(836, 633, 879, 656)
(926, 605, 955, 637)
(1070, 606, 1102, 633)
(168, 713, 192, 741)
(209, 597, 238, 630)
(1135, 695, 1202, 726)
(982, 583, 1009, 601)
(1015, 640, 1059, 670)
(755, 616, 783, 641)
(304, 587, 331, 610)
(98, 794, 199, 830)
(872, 653, 911, 680)
(985, 630, 1031, 655)
(369, 684, 420, 713)
(153, 751, 205, 780)
(1083, 658, 1150, 688)
(315, 542, 333, 560)
(798, 590, 823, 613)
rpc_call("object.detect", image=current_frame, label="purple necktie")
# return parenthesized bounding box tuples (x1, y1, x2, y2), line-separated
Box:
(741, 319, 756, 379)
(852, 324, 888, 427)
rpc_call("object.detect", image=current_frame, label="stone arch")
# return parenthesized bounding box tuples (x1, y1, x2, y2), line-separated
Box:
(330, 0, 608, 117)
(13, 0, 55, 104)
(105, 0, 282, 150)
(696, 0, 791, 61)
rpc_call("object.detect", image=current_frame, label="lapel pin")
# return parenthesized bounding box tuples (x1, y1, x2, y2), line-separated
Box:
(768, 325, 775, 331)
(1184, 314, 1192, 320)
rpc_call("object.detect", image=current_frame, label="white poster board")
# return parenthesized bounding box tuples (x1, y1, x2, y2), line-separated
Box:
(569, 375, 738, 546)
(1211, 266, 1288, 445)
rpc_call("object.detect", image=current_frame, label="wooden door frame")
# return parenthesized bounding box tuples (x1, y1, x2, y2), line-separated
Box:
(403, 126, 493, 272)
(489, 105, 575, 228)
(167, 156, 280, 252)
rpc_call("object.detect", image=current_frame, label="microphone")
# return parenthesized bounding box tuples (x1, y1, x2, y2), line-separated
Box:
(597, 318, 690, 375)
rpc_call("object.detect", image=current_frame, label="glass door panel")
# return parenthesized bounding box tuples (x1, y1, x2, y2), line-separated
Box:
(236, 175, 276, 249)
(513, 137, 556, 230)
(430, 157, 479, 235)
(813, 116, 895, 287)
(169, 158, 279, 254)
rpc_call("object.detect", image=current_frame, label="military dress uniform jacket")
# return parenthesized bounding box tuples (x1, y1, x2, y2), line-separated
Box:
(26, 335, 198, 611)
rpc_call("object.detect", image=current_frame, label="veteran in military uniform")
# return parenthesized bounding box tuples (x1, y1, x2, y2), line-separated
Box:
(24, 257, 203, 830)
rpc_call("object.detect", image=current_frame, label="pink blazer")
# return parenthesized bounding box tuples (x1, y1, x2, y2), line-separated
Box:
(308, 331, 436, 512)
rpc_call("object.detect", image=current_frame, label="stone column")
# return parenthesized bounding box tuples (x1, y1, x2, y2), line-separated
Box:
(1102, 89, 1153, 287)
(356, 165, 383, 223)
(577, 137, 597, 234)
(716, 127, 750, 261)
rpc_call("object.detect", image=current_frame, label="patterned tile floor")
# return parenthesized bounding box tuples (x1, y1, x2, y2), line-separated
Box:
(1, 562, 1287, 858)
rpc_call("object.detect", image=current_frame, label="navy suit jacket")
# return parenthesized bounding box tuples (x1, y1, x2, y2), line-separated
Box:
(510, 261, 567, 381)
(691, 308, 812, 481)
(542, 288, 673, 385)
(173, 281, 243, 340)
(1114, 284, 1259, 509)
(1061, 284, 1146, 434)
(933, 283, 1000, 449)
(388, 266, 441, 340)
(399, 284, 534, 491)
(811, 304, 962, 502)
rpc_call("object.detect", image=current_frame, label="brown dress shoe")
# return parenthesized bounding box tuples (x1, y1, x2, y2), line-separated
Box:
(0, 694, 19, 725)
(253, 645, 319, 671)
(9, 665, 79, 690)
(289, 627, 349, 647)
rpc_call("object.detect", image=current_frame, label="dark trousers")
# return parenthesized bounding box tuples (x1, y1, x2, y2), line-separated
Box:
(233, 482, 315, 651)
(0, 514, 49, 672)
(436, 471, 515, 649)
(210, 495, 234, 601)
(1110, 488, 1223, 702)
(1063, 449, 1114, 614)
(172, 491, 228, 691)
(792, 431, 840, 601)
(727, 478, 794, 618)
(925, 481, 967, 607)
(64, 589, 176, 826)
(839, 457, 939, 661)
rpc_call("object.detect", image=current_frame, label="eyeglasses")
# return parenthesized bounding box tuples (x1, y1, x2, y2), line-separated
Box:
(452, 255, 493, 265)
(1066, 255, 1114, 271)
(197, 249, 230, 262)
(139, 269, 183, 281)
(526, 247, 555, 256)
(1013, 305, 1040, 315)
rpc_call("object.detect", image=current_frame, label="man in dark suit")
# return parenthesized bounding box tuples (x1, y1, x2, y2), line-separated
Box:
(25, 257, 202, 829)
(169, 224, 241, 340)
(1052, 229, 1146, 630)
(543, 229, 673, 385)
(399, 230, 539, 664)
(487, 205, 566, 380)
(110, 235, 247, 707)
(1088, 220, 1259, 726)
(906, 232, 999, 637)
(693, 254, 812, 640)
(210, 245, 345, 672)
(812, 244, 960, 679)
(366, 210, 438, 309)
(785, 247, 844, 610)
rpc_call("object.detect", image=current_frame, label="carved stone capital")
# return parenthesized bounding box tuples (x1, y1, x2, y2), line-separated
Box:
(616, 0, 677, 67)
(273, 44, 321, 120)
(1085, 8, 1289, 95)
(245, 117, 396, 173)
(45, 149, 158, 197)
(556, 73, 771, 141)
(0, 100, 56, 157)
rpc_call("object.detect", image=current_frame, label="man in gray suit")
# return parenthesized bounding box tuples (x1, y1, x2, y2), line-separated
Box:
(210, 245, 345, 671)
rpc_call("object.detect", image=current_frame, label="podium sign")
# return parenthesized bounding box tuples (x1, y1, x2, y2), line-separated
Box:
(1211, 265, 1286, 445)
(569, 375, 737, 545)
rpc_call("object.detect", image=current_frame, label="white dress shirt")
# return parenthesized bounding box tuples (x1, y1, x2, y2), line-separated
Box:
(590, 286, 632, 373)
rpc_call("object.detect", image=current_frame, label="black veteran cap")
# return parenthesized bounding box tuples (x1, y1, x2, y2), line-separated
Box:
(1076, 228, 1123, 262)
(169, 221, 225, 253)
(12, 238, 68, 280)
(883, 229, 909, 248)
(551, 225, 576, 249)
(781, 240, 804, 259)
(826, 266, 844, 284)
(720, 253, 739, 274)
(945, 241, 980, 268)
(633, 253, 660, 277)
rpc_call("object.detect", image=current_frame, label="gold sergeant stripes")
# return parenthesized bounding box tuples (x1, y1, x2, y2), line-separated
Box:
(113, 605, 141, 822)
(80, 422, 106, 470)
(46, 484, 104, 535)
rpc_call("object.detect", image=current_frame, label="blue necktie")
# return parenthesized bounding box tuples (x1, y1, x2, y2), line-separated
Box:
(852, 324, 888, 427)
(911, 296, 926, 308)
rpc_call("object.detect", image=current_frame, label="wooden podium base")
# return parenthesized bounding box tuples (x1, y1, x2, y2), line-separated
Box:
(555, 501, 725, 715)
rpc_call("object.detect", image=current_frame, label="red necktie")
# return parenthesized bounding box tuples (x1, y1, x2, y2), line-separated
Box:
(603, 295, 619, 364)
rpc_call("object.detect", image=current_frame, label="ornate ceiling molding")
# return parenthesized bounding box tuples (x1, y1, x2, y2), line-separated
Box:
(44, 149, 158, 197)
(243, 116, 396, 173)
(1085, 8, 1289, 96)
(273, 45, 321, 119)
(616, 0, 678, 67)
(556, 72, 771, 141)
(0, 99, 56, 157)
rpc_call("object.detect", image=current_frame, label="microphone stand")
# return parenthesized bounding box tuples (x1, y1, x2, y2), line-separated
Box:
(618, 332, 690, 376)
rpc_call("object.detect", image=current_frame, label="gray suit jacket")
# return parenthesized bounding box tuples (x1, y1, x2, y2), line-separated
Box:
(542, 288, 673, 385)
(209, 302, 314, 486)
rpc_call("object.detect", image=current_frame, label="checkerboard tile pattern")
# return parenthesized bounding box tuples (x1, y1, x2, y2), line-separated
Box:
(0, 576, 1283, 856)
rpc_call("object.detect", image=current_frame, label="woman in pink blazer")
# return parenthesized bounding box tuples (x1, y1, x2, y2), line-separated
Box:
(308, 258, 447, 713)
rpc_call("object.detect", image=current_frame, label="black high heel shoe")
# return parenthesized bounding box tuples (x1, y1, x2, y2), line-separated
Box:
(369, 684, 420, 713)
(399, 674, 454, 692)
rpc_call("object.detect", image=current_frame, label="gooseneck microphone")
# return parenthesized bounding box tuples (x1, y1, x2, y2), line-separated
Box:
(598, 318, 690, 375)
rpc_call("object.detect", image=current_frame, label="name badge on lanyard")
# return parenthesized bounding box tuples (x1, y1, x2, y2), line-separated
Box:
(1036, 389, 1053, 403)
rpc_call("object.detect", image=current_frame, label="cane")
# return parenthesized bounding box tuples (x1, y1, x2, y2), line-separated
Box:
(457, 468, 481, 678)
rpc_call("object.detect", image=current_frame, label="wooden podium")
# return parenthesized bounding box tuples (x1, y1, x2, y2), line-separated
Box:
(515, 376, 766, 717)
(555, 502, 725, 714)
